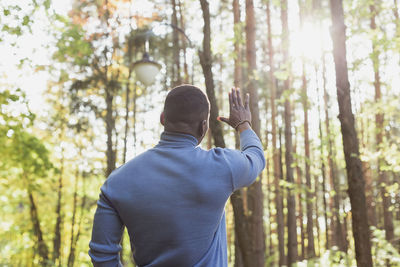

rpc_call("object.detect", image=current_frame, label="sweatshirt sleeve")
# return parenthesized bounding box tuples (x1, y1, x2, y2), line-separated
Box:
(89, 181, 124, 267)
(224, 129, 266, 191)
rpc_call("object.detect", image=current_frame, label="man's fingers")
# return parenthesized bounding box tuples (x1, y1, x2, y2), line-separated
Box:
(217, 116, 230, 124)
(228, 92, 233, 111)
(231, 88, 238, 107)
(245, 93, 250, 109)
(236, 88, 243, 106)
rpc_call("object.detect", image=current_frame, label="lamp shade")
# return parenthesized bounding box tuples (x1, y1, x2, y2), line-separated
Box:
(133, 53, 161, 86)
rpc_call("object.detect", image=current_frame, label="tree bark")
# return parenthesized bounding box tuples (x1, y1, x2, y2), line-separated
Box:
(70, 171, 88, 267)
(329, 0, 373, 266)
(370, 2, 395, 243)
(26, 176, 49, 266)
(301, 63, 315, 259)
(52, 148, 64, 265)
(294, 133, 305, 260)
(266, 1, 285, 264)
(67, 169, 79, 267)
(233, 0, 242, 89)
(199, 0, 225, 148)
(233, 2, 245, 266)
(105, 89, 116, 177)
(177, 0, 189, 83)
(280, 0, 297, 264)
(297, 1, 315, 258)
(316, 68, 330, 250)
(322, 53, 346, 252)
(171, 0, 181, 87)
(122, 33, 134, 165)
(244, 1, 265, 266)
(359, 82, 377, 227)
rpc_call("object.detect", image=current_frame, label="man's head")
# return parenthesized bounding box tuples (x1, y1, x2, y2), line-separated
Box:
(161, 85, 210, 143)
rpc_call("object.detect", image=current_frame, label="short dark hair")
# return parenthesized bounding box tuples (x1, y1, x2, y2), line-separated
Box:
(164, 85, 210, 125)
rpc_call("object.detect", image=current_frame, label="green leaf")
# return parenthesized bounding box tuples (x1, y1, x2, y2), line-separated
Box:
(22, 16, 30, 26)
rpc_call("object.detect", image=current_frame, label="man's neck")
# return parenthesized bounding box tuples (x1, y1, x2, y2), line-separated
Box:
(164, 126, 200, 143)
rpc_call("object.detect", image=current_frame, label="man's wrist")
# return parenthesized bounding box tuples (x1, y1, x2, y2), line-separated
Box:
(236, 121, 251, 133)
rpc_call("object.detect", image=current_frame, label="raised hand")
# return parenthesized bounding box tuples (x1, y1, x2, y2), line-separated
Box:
(218, 88, 252, 133)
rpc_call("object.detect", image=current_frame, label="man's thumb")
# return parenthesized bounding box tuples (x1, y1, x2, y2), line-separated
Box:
(217, 116, 229, 124)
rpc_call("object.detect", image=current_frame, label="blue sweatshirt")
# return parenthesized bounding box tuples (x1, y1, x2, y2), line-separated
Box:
(89, 129, 265, 267)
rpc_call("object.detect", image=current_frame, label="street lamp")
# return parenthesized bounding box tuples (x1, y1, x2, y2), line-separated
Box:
(132, 25, 192, 86)
(132, 32, 161, 86)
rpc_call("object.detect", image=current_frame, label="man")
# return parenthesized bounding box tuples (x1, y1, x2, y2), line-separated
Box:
(89, 85, 265, 266)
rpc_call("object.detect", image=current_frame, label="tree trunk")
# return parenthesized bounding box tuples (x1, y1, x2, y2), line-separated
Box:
(67, 169, 79, 267)
(70, 172, 88, 267)
(329, 1, 373, 266)
(171, 0, 181, 87)
(316, 68, 330, 250)
(122, 35, 133, 165)
(177, 0, 189, 83)
(132, 82, 137, 155)
(359, 101, 377, 228)
(280, 0, 297, 264)
(265, 146, 274, 259)
(26, 176, 49, 266)
(120, 31, 135, 266)
(297, 1, 315, 257)
(233, 1, 244, 266)
(233, 0, 242, 89)
(322, 53, 346, 252)
(370, 2, 395, 243)
(301, 64, 315, 259)
(244, 1, 265, 266)
(105, 89, 116, 177)
(314, 174, 321, 257)
(277, 126, 287, 267)
(199, 0, 225, 149)
(294, 133, 305, 260)
(52, 148, 64, 265)
(266, 1, 285, 264)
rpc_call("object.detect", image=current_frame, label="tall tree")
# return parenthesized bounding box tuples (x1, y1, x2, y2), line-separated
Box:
(199, 0, 225, 149)
(294, 130, 306, 260)
(369, 1, 395, 243)
(298, 0, 315, 258)
(171, 0, 181, 86)
(177, 0, 189, 83)
(266, 1, 285, 264)
(232, 1, 244, 266)
(329, 0, 373, 266)
(52, 147, 64, 266)
(316, 67, 330, 250)
(280, 0, 297, 264)
(321, 53, 346, 252)
(244, 1, 265, 266)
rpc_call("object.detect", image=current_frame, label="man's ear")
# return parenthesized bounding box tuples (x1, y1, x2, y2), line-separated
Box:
(199, 119, 207, 137)
(160, 112, 165, 126)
